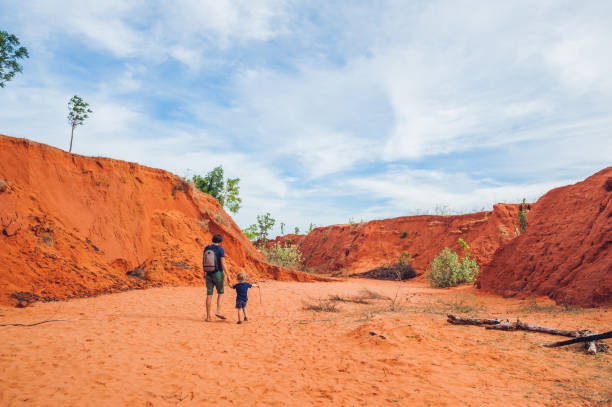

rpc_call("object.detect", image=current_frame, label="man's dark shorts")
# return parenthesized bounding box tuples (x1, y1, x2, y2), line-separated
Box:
(235, 299, 247, 309)
(205, 271, 224, 295)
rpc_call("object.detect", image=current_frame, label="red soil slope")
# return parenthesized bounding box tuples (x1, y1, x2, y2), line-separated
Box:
(0, 135, 320, 307)
(478, 168, 612, 307)
(269, 204, 523, 275)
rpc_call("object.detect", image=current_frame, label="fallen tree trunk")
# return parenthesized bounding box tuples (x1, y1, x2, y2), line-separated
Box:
(446, 315, 504, 326)
(484, 318, 590, 337)
(542, 331, 612, 353)
(447, 314, 607, 355)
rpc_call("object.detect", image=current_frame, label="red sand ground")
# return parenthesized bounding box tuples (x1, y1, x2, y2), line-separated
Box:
(0, 135, 321, 307)
(479, 167, 612, 308)
(269, 204, 524, 275)
(1, 136, 611, 405)
(1, 279, 610, 406)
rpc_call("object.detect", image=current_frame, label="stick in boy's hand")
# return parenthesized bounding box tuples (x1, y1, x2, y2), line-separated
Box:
(246, 271, 263, 306)
(258, 284, 262, 306)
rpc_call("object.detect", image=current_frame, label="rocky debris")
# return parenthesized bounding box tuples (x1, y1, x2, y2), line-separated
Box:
(354, 263, 417, 281)
(11, 291, 39, 308)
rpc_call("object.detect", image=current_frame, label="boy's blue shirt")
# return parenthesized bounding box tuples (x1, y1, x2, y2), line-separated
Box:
(232, 282, 252, 302)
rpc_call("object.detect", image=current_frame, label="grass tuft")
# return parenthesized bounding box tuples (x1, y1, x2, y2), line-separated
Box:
(358, 288, 389, 300)
(304, 300, 339, 312)
(328, 294, 370, 304)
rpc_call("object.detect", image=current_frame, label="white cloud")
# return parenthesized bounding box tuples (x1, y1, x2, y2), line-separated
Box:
(160, 0, 290, 46)
(542, 3, 612, 93)
(5, 0, 291, 67)
(347, 168, 574, 216)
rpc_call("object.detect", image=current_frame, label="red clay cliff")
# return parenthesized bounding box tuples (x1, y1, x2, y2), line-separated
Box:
(478, 167, 612, 307)
(0, 135, 321, 307)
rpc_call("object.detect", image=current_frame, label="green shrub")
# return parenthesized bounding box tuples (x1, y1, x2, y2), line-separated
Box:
(400, 230, 407, 239)
(518, 198, 527, 232)
(427, 247, 479, 288)
(259, 242, 303, 269)
(398, 252, 411, 266)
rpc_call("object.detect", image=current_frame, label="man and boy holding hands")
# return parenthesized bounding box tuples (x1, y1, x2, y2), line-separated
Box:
(203, 233, 258, 324)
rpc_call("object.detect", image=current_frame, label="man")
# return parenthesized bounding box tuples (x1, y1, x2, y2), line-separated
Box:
(203, 233, 232, 321)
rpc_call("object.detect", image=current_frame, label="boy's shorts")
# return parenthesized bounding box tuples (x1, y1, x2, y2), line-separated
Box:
(205, 271, 224, 295)
(235, 299, 247, 309)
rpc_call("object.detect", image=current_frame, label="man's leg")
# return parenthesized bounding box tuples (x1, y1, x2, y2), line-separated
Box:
(214, 271, 226, 319)
(206, 294, 213, 321)
(216, 293, 224, 316)
(205, 273, 214, 322)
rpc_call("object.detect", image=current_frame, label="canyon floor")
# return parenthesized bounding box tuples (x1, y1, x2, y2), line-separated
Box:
(1, 279, 610, 407)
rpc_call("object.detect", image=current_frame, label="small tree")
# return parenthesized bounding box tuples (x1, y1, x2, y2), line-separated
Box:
(256, 213, 276, 241)
(223, 177, 241, 214)
(67, 95, 92, 152)
(242, 224, 258, 241)
(280, 222, 285, 235)
(294, 226, 300, 234)
(193, 166, 242, 214)
(0, 31, 29, 88)
(458, 238, 470, 256)
(518, 198, 528, 233)
(307, 222, 316, 233)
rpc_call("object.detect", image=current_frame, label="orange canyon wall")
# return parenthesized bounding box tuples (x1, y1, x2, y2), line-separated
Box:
(478, 167, 612, 307)
(0, 135, 320, 306)
(270, 204, 523, 275)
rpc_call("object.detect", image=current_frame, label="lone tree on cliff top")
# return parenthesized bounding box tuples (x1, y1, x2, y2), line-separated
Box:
(192, 165, 242, 214)
(0, 30, 29, 88)
(67, 95, 92, 153)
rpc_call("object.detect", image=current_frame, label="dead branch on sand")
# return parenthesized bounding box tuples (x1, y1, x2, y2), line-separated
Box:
(0, 318, 96, 327)
(447, 314, 609, 355)
(541, 331, 612, 352)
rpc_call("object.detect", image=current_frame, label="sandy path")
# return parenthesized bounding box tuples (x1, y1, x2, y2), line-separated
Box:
(1, 279, 610, 406)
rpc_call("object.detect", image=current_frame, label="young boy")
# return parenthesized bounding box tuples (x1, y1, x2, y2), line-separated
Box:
(232, 272, 258, 324)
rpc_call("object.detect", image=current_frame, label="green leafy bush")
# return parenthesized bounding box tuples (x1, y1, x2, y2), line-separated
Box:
(427, 247, 479, 288)
(400, 230, 407, 239)
(259, 242, 303, 269)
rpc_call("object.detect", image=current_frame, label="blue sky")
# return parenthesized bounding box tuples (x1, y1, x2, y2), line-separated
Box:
(1, 1, 611, 236)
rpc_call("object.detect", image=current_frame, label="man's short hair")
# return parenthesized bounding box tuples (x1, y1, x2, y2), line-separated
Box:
(212, 234, 223, 243)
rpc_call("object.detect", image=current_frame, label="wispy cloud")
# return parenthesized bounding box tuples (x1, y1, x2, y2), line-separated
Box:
(0, 1, 610, 236)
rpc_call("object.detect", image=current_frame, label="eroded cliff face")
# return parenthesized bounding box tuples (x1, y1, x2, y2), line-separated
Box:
(0, 135, 321, 307)
(269, 204, 523, 276)
(478, 168, 612, 307)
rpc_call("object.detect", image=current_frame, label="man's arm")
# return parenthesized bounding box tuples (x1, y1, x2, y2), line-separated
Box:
(221, 257, 231, 285)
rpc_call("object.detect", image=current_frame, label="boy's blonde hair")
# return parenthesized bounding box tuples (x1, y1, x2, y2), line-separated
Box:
(237, 272, 249, 281)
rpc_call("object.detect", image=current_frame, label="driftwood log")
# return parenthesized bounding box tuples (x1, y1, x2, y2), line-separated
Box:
(447, 314, 608, 355)
(542, 331, 612, 353)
